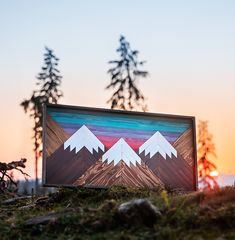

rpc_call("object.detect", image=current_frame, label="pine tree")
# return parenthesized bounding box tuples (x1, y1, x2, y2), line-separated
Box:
(106, 35, 148, 111)
(197, 120, 218, 189)
(20, 47, 63, 191)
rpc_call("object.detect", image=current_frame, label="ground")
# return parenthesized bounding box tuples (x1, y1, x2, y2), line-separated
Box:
(0, 185, 235, 240)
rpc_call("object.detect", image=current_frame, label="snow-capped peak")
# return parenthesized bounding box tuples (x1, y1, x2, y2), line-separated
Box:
(139, 131, 177, 159)
(102, 138, 141, 167)
(64, 125, 104, 154)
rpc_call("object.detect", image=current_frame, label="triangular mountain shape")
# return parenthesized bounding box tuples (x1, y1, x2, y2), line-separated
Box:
(140, 152, 194, 190)
(139, 131, 194, 190)
(102, 138, 141, 167)
(73, 138, 162, 188)
(64, 125, 104, 154)
(45, 125, 104, 185)
(139, 131, 177, 159)
(74, 159, 163, 188)
(45, 115, 70, 158)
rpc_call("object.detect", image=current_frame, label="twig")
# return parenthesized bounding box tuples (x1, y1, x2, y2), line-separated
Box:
(0, 158, 30, 192)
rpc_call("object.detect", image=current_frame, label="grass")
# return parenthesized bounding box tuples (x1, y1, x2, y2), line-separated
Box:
(0, 185, 235, 239)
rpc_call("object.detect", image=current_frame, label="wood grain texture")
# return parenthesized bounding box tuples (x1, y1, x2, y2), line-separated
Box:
(141, 152, 194, 190)
(46, 146, 104, 185)
(74, 159, 163, 188)
(172, 128, 194, 166)
(44, 108, 195, 190)
(45, 115, 70, 158)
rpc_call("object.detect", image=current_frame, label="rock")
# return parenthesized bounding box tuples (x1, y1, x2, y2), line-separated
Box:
(24, 208, 77, 226)
(118, 198, 161, 227)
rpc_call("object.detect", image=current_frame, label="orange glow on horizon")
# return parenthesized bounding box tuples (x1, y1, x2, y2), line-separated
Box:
(209, 170, 219, 177)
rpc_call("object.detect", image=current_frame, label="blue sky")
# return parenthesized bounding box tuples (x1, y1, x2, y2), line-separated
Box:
(0, 1, 235, 175)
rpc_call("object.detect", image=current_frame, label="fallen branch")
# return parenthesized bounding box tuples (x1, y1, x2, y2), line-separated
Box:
(0, 158, 30, 192)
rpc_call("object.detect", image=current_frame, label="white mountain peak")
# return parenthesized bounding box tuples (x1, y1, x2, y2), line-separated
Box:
(64, 125, 105, 154)
(102, 138, 141, 167)
(139, 131, 177, 159)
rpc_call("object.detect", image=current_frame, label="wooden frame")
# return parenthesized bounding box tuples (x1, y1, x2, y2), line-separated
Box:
(42, 103, 198, 191)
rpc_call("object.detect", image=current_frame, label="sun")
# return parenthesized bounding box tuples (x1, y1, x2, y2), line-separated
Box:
(209, 170, 219, 177)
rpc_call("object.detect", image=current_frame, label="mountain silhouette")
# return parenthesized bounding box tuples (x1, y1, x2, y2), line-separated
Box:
(74, 138, 162, 188)
(139, 152, 194, 190)
(64, 125, 104, 154)
(45, 125, 194, 190)
(74, 159, 163, 188)
(102, 138, 141, 167)
(45, 125, 104, 185)
(139, 131, 194, 190)
(139, 131, 177, 159)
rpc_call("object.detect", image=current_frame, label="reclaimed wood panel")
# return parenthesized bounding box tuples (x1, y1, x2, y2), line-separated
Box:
(46, 145, 104, 185)
(45, 115, 70, 158)
(173, 128, 194, 166)
(74, 159, 163, 188)
(141, 152, 194, 190)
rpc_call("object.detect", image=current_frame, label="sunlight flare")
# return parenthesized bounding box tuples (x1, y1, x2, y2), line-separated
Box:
(210, 170, 219, 177)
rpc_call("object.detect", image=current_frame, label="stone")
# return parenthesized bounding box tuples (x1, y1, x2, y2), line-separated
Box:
(118, 198, 161, 227)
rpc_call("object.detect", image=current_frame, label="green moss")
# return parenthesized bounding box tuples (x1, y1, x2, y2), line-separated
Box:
(0, 186, 235, 239)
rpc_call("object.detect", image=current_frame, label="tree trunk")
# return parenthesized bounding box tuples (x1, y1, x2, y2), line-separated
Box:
(35, 150, 39, 195)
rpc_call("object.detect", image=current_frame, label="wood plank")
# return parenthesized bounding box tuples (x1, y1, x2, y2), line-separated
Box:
(74, 159, 163, 188)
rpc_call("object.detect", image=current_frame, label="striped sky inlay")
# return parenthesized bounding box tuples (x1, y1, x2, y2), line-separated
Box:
(48, 108, 192, 150)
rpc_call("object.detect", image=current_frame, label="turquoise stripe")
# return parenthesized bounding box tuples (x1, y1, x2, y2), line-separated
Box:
(48, 111, 190, 133)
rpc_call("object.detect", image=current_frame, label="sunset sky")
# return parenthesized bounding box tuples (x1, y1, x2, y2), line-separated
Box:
(0, 1, 234, 178)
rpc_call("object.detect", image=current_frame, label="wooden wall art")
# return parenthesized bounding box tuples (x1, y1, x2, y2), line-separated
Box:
(43, 104, 197, 190)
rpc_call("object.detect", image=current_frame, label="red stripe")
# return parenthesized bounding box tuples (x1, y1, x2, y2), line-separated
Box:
(97, 135, 145, 151)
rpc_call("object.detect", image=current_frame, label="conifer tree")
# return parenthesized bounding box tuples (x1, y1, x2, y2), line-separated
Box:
(106, 35, 148, 111)
(20, 47, 63, 191)
(197, 120, 218, 189)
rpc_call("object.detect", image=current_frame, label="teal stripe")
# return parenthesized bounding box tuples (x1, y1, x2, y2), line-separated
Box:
(48, 111, 190, 133)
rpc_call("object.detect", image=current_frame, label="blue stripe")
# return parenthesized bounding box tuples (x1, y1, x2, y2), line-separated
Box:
(48, 112, 190, 134)
(62, 125, 181, 142)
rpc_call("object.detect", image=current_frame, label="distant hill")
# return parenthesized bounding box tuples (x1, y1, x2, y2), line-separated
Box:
(217, 174, 235, 186)
(198, 174, 235, 188)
